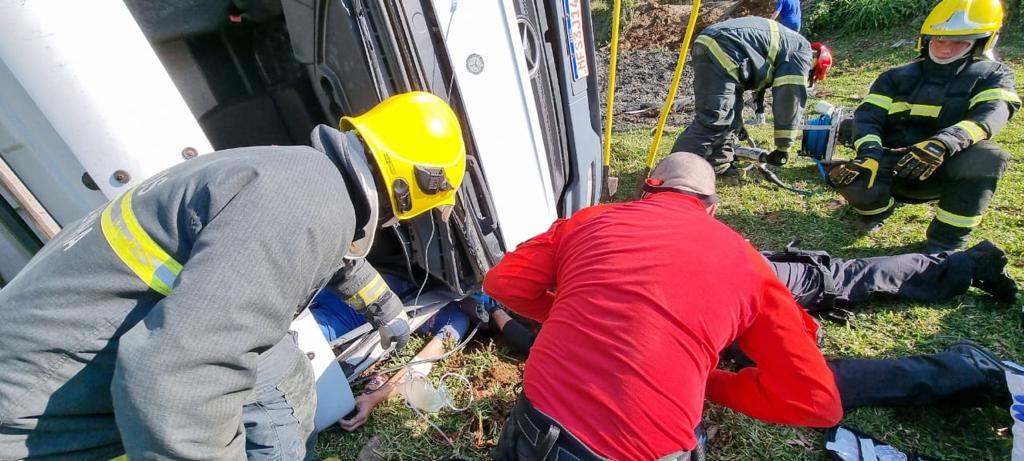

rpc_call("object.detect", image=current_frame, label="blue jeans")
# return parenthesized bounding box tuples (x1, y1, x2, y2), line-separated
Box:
(242, 349, 317, 461)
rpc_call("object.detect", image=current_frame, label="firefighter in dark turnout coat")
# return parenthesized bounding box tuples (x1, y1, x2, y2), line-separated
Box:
(830, 0, 1020, 252)
(671, 16, 832, 178)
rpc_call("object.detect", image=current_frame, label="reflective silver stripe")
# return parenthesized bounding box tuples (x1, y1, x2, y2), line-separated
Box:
(935, 206, 982, 228)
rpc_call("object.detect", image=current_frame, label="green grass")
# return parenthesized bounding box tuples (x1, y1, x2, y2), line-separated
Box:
(315, 32, 1024, 461)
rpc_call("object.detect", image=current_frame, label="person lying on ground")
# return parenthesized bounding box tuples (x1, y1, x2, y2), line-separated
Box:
(483, 152, 842, 460)
(309, 274, 470, 432)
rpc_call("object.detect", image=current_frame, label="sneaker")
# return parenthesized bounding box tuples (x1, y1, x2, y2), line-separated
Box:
(947, 341, 1015, 407)
(963, 240, 1018, 303)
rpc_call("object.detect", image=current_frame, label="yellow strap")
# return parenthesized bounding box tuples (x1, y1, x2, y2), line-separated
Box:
(101, 188, 182, 296)
(774, 129, 799, 139)
(854, 134, 882, 150)
(346, 273, 388, 309)
(969, 88, 1022, 108)
(862, 93, 893, 110)
(935, 206, 982, 228)
(953, 120, 987, 143)
(760, 21, 780, 90)
(854, 197, 895, 216)
(695, 35, 739, 81)
(772, 75, 806, 87)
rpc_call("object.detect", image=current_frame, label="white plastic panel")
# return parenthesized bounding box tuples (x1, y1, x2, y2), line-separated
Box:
(291, 311, 355, 432)
(0, 60, 107, 227)
(430, 0, 558, 249)
(0, 1, 213, 199)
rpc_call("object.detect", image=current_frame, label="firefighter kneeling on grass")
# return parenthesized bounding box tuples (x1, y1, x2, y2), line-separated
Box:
(0, 92, 465, 461)
(829, 0, 1020, 253)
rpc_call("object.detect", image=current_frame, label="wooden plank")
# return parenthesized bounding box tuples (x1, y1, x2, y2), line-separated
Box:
(0, 155, 60, 240)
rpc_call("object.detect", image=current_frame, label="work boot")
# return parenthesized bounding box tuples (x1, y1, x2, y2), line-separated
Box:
(716, 165, 741, 185)
(947, 341, 1019, 407)
(964, 240, 1019, 303)
(853, 206, 894, 234)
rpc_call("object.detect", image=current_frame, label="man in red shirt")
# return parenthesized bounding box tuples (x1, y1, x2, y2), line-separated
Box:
(485, 152, 842, 460)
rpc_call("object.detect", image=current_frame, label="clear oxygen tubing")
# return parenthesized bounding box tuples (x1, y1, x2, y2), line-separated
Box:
(602, 0, 624, 172)
(641, 0, 703, 192)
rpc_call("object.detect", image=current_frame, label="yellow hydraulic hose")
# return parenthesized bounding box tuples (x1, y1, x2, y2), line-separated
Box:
(642, 0, 702, 184)
(601, 0, 623, 197)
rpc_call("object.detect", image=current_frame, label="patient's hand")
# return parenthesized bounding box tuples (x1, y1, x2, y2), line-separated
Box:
(339, 392, 386, 431)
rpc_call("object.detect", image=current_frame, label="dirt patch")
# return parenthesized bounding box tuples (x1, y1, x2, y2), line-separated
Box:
(598, 48, 697, 131)
(597, 0, 777, 131)
(616, 0, 776, 51)
(487, 360, 521, 386)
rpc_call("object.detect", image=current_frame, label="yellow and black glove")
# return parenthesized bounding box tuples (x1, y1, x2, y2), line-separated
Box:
(894, 139, 946, 181)
(830, 157, 881, 188)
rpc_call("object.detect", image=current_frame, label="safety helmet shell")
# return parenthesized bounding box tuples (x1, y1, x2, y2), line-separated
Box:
(917, 0, 1003, 55)
(811, 42, 833, 83)
(341, 92, 467, 221)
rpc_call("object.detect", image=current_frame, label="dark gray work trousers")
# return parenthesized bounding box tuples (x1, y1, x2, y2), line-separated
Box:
(768, 250, 977, 312)
(671, 44, 743, 173)
(768, 250, 996, 410)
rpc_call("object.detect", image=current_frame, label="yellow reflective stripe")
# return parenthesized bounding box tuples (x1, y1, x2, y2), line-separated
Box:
(954, 120, 987, 143)
(774, 129, 799, 138)
(761, 21, 780, 90)
(101, 188, 182, 296)
(854, 197, 895, 216)
(885, 102, 940, 117)
(888, 101, 911, 114)
(772, 75, 806, 87)
(909, 104, 941, 117)
(935, 206, 982, 228)
(695, 35, 740, 81)
(862, 94, 893, 110)
(346, 273, 387, 309)
(969, 88, 1022, 108)
(854, 134, 882, 150)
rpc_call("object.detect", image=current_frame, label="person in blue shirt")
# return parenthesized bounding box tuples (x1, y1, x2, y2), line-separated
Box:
(309, 274, 472, 431)
(771, 0, 802, 32)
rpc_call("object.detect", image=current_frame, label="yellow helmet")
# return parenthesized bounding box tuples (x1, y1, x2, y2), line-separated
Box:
(918, 0, 1003, 55)
(341, 92, 466, 221)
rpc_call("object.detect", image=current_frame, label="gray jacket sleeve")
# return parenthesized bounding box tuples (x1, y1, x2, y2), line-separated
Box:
(110, 163, 350, 459)
(771, 46, 811, 152)
(328, 258, 404, 328)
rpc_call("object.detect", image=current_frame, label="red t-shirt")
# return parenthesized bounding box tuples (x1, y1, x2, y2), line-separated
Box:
(483, 193, 841, 460)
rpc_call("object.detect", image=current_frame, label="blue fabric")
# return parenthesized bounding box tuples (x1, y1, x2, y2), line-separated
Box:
(774, 0, 801, 32)
(417, 303, 471, 342)
(309, 276, 470, 343)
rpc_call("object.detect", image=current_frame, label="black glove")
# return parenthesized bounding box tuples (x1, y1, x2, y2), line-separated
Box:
(765, 149, 789, 166)
(894, 138, 946, 180)
(829, 156, 881, 188)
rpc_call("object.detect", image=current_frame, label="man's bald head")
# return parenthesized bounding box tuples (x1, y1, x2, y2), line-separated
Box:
(642, 152, 719, 206)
